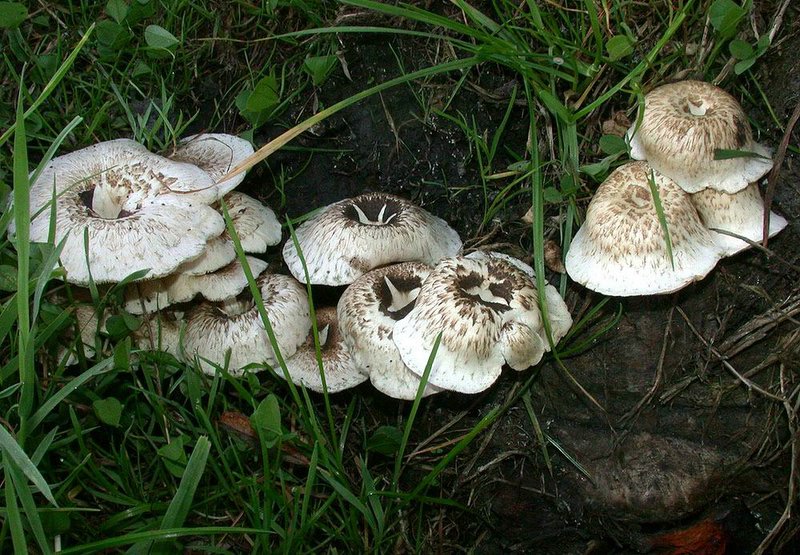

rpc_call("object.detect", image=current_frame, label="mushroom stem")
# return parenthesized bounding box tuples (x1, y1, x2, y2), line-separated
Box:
(384, 276, 420, 313)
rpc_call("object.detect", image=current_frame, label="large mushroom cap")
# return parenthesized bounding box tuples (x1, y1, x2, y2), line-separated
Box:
(626, 80, 772, 194)
(167, 133, 255, 191)
(280, 306, 367, 393)
(565, 161, 724, 296)
(19, 139, 230, 284)
(282, 192, 462, 286)
(392, 256, 549, 394)
(691, 183, 788, 256)
(337, 262, 443, 400)
(182, 273, 310, 376)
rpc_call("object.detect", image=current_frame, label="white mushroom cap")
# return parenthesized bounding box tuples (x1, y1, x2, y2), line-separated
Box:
(182, 273, 310, 376)
(18, 139, 231, 284)
(132, 311, 184, 358)
(124, 256, 268, 314)
(626, 80, 772, 194)
(167, 133, 255, 190)
(466, 251, 573, 343)
(691, 183, 788, 256)
(392, 256, 550, 394)
(280, 306, 367, 393)
(337, 262, 443, 400)
(565, 161, 724, 296)
(282, 192, 462, 285)
(176, 192, 281, 276)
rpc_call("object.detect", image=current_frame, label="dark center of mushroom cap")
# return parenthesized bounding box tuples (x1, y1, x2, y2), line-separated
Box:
(379, 274, 422, 320)
(683, 95, 710, 117)
(456, 271, 512, 312)
(344, 196, 402, 226)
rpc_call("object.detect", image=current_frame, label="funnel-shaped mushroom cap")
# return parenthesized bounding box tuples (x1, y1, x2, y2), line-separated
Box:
(626, 80, 772, 194)
(691, 183, 788, 256)
(565, 162, 724, 296)
(18, 139, 229, 284)
(182, 273, 311, 376)
(124, 256, 268, 314)
(167, 133, 255, 190)
(392, 256, 549, 394)
(338, 262, 443, 400)
(280, 307, 367, 393)
(466, 251, 573, 343)
(282, 193, 462, 285)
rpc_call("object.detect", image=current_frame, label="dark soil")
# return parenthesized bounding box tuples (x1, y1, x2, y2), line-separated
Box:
(227, 13, 800, 554)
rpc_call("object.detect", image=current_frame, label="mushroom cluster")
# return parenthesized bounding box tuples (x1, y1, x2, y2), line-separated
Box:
(24, 137, 573, 397)
(566, 80, 788, 296)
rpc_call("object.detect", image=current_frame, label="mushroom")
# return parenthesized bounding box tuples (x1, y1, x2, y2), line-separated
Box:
(279, 306, 367, 393)
(564, 161, 724, 296)
(690, 183, 788, 256)
(166, 133, 255, 189)
(626, 80, 772, 194)
(124, 256, 268, 314)
(392, 256, 552, 394)
(182, 273, 310, 376)
(18, 139, 230, 285)
(282, 192, 462, 285)
(465, 251, 572, 341)
(177, 192, 281, 276)
(337, 262, 443, 400)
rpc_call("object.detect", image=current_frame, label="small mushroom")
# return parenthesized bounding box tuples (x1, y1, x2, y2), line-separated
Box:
(279, 306, 367, 393)
(182, 273, 310, 376)
(392, 256, 552, 394)
(167, 133, 255, 190)
(282, 192, 462, 285)
(690, 183, 788, 255)
(626, 80, 772, 194)
(337, 262, 443, 400)
(177, 192, 281, 276)
(18, 139, 229, 285)
(124, 256, 268, 314)
(565, 161, 724, 296)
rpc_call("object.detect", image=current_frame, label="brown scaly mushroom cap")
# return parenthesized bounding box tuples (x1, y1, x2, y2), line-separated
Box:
(392, 256, 549, 394)
(282, 192, 462, 286)
(16, 139, 229, 285)
(280, 306, 367, 393)
(182, 273, 310, 376)
(565, 161, 724, 296)
(690, 183, 788, 256)
(337, 262, 443, 400)
(465, 251, 573, 343)
(626, 80, 772, 194)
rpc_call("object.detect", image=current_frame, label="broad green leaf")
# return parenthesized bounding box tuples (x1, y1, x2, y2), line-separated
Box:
(95, 20, 129, 50)
(251, 394, 281, 448)
(543, 186, 563, 203)
(0, 264, 16, 291)
(728, 39, 753, 60)
(93, 397, 122, 427)
(158, 436, 188, 478)
(144, 24, 179, 51)
(605, 35, 634, 61)
(106, 0, 128, 23)
(303, 55, 337, 86)
(245, 75, 279, 113)
(708, 0, 747, 38)
(599, 134, 627, 155)
(366, 425, 402, 456)
(734, 58, 756, 75)
(0, 2, 27, 29)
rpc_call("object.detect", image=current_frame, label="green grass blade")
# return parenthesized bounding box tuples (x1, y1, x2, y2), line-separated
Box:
(0, 424, 57, 506)
(646, 169, 675, 270)
(7, 462, 52, 555)
(3, 456, 27, 553)
(0, 24, 94, 148)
